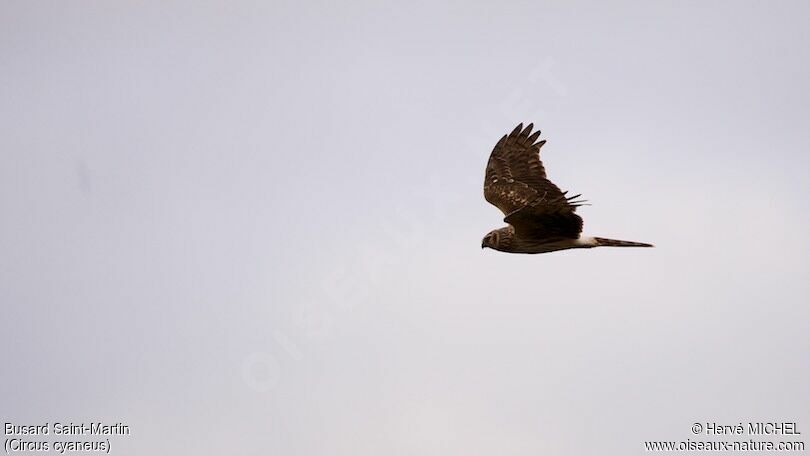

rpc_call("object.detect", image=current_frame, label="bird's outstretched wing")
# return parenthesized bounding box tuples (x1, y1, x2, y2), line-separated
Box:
(483, 123, 585, 239)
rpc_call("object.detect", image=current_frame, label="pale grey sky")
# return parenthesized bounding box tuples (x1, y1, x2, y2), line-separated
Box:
(2, 1, 809, 455)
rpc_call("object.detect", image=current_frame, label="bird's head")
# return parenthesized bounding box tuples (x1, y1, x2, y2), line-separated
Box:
(482, 228, 508, 250)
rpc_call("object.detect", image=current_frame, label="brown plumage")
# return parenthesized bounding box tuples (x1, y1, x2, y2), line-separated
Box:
(482, 123, 653, 254)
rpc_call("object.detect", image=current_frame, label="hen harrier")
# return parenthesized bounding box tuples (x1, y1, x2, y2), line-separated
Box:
(482, 123, 653, 254)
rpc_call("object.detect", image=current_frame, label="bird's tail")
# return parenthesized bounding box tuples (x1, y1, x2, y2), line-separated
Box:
(594, 237, 654, 248)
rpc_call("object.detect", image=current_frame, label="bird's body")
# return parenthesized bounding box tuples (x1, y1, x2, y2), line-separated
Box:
(483, 226, 595, 254)
(482, 123, 652, 254)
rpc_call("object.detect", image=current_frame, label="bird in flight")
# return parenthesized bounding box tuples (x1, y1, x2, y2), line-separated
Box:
(482, 123, 653, 254)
